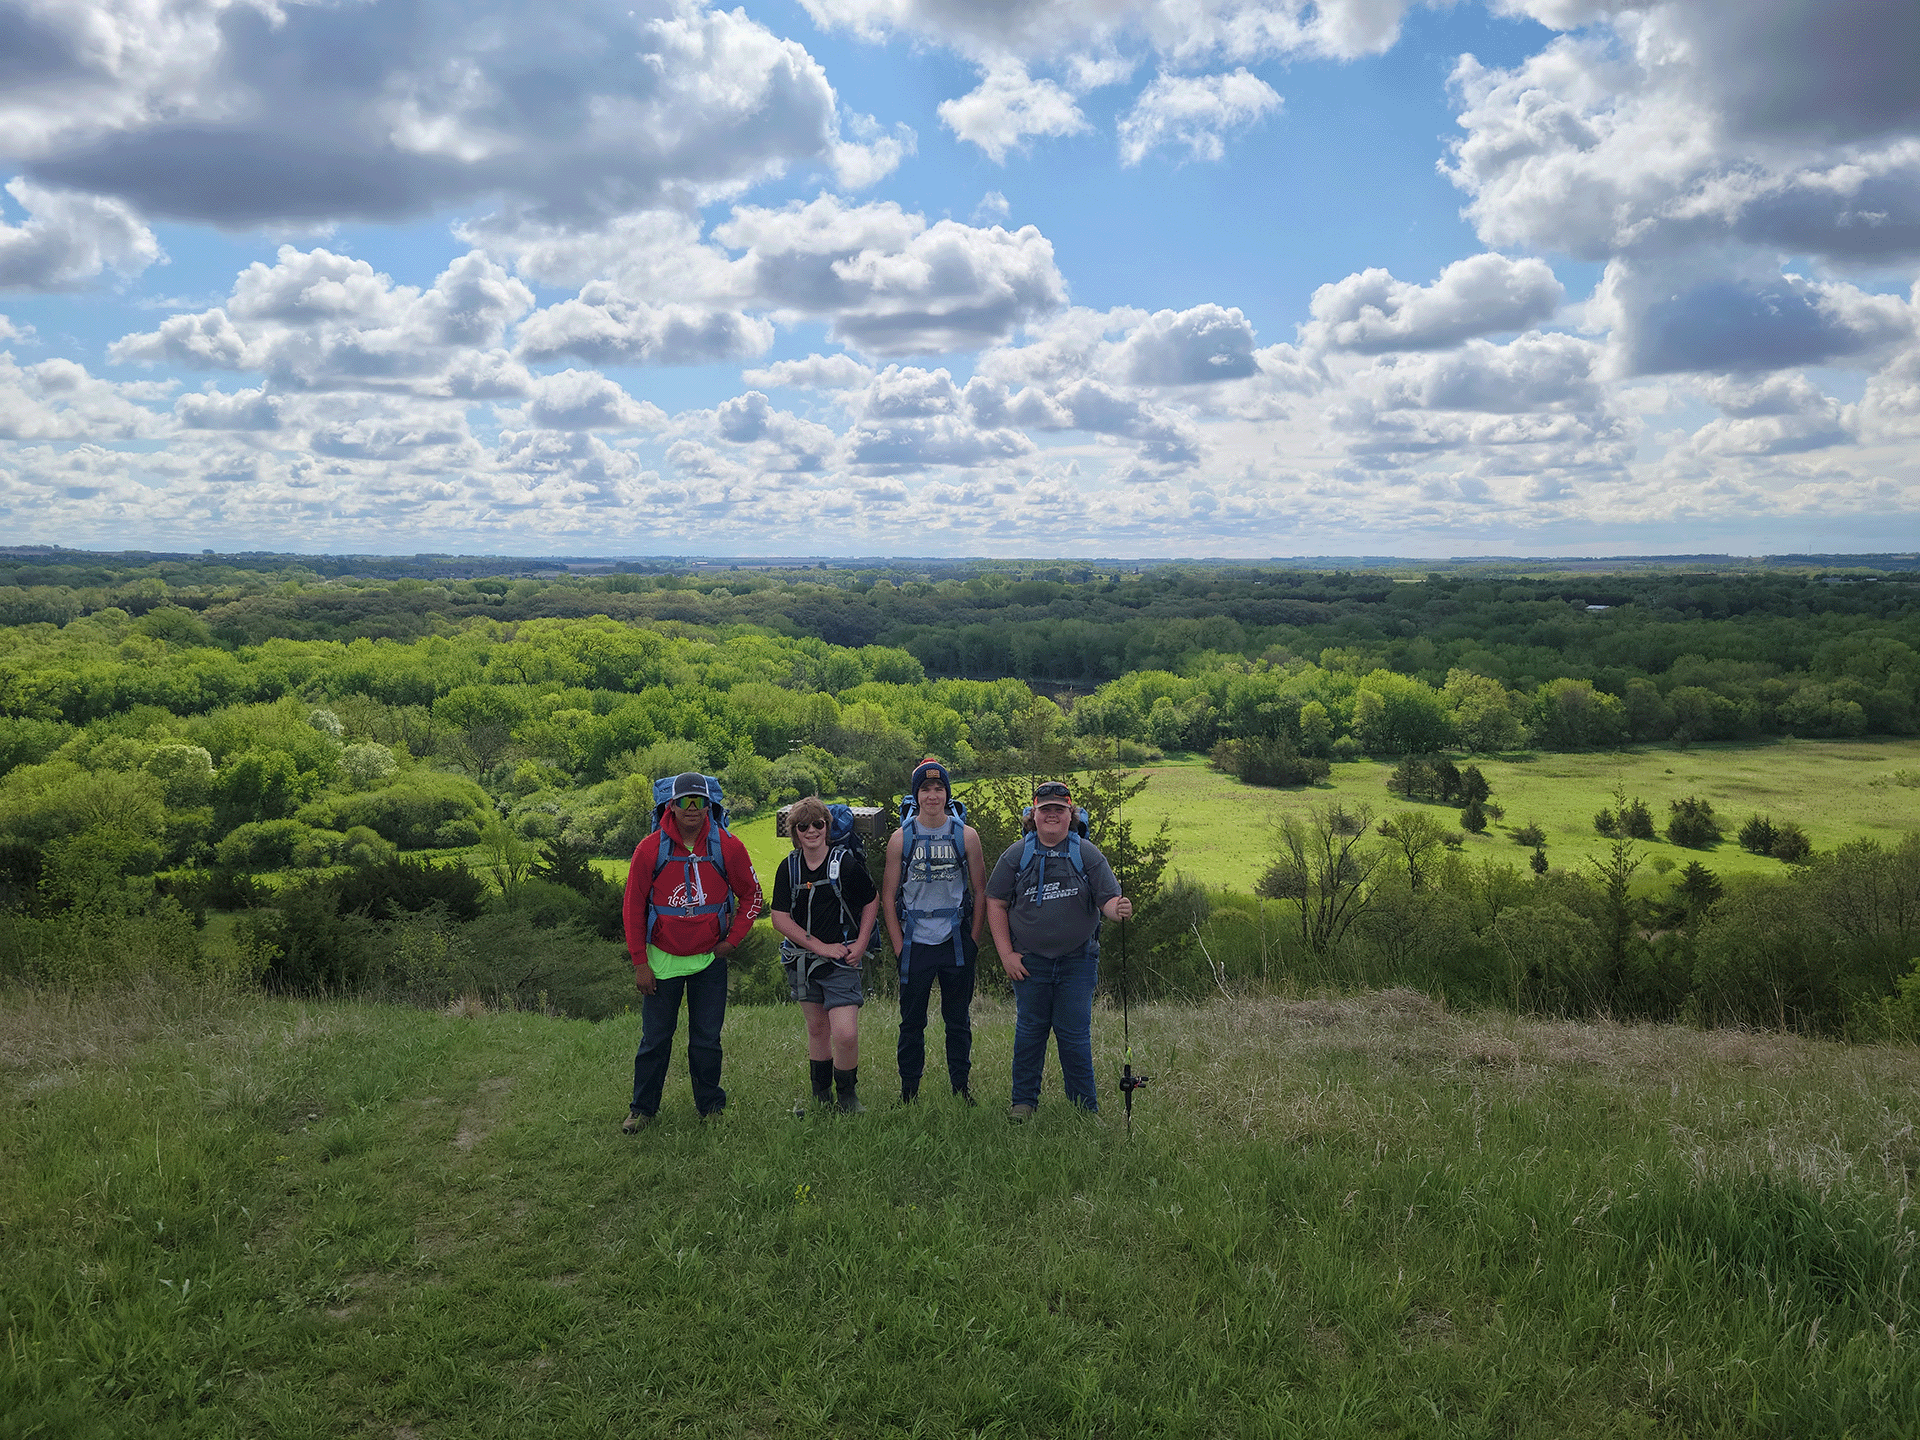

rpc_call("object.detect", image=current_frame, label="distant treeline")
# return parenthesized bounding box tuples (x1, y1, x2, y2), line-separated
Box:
(1, 559, 1915, 745)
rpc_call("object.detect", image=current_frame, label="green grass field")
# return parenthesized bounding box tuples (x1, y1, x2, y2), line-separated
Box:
(3, 982, 1916, 1437)
(1120, 738, 1920, 895)
(568, 738, 1920, 901)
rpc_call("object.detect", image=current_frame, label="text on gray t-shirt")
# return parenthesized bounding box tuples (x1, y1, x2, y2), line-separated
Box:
(986, 835, 1119, 958)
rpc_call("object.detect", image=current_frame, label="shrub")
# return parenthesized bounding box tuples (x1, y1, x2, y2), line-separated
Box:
(1593, 808, 1618, 837)
(1460, 799, 1488, 834)
(303, 770, 491, 849)
(332, 856, 488, 922)
(341, 742, 398, 788)
(1512, 820, 1547, 848)
(1619, 798, 1656, 839)
(213, 818, 311, 871)
(1739, 814, 1778, 854)
(1211, 736, 1328, 788)
(1770, 821, 1813, 863)
(1667, 796, 1721, 848)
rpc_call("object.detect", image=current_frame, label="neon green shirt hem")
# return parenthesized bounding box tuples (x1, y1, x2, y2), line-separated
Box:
(646, 944, 716, 980)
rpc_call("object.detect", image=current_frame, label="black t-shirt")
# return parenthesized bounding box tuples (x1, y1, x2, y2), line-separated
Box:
(770, 847, 878, 945)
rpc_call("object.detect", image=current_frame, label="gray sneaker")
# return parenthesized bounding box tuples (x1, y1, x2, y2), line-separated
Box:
(1009, 1103, 1036, 1123)
(621, 1110, 652, 1134)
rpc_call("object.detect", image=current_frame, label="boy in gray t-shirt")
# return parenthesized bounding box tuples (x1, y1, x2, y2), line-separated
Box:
(985, 781, 1132, 1121)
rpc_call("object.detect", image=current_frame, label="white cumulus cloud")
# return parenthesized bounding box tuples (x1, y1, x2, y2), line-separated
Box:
(0, 177, 161, 290)
(1118, 69, 1280, 165)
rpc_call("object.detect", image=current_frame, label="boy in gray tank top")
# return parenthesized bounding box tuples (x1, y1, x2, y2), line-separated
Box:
(881, 758, 987, 1104)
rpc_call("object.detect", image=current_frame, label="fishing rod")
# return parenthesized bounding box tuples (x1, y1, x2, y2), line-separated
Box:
(1116, 850, 1147, 1136)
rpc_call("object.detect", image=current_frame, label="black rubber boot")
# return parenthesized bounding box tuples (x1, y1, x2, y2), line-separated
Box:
(809, 1058, 834, 1111)
(835, 1066, 866, 1114)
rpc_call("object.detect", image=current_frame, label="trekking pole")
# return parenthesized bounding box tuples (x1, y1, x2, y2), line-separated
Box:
(1116, 856, 1147, 1137)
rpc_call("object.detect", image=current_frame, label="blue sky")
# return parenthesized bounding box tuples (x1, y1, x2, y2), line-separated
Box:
(0, 0, 1915, 558)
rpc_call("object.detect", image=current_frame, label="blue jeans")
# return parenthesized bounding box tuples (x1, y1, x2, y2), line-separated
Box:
(631, 956, 728, 1117)
(897, 933, 977, 1096)
(1010, 943, 1099, 1112)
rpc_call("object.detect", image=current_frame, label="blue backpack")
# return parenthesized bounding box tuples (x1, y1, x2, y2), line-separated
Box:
(1014, 804, 1101, 961)
(643, 774, 737, 944)
(895, 792, 972, 976)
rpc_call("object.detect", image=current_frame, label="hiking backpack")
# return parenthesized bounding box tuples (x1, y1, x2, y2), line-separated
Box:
(643, 774, 738, 943)
(1014, 803, 1101, 961)
(895, 791, 973, 975)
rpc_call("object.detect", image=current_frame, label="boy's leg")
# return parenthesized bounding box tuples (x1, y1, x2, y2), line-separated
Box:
(682, 956, 728, 1116)
(827, 1002, 859, 1070)
(631, 972, 688, 1117)
(937, 937, 977, 1095)
(801, 1001, 832, 1062)
(1051, 944, 1100, 1112)
(1009, 960, 1057, 1109)
(800, 999, 833, 1104)
(896, 944, 937, 1099)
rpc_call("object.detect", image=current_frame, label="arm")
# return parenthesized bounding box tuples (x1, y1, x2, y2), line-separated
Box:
(622, 837, 658, 995)
(716, 833, 764, 956)
(986, 896, 1025, 981)
(850, 898, 879, 966)
(1089, 847, 1131, 922)
(880, 829, 905, 955)
(964, 825, 987, 941)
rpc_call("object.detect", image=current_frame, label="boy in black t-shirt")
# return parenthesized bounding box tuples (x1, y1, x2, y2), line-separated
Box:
(770, 795, 879, 1114)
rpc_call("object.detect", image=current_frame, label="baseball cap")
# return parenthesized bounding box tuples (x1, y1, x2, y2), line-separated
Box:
(1032, 780, 1072, 806)
(670, 772, 710, 801)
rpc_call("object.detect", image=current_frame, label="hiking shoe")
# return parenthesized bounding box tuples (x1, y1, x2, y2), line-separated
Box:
(621, 1110, 652, 1134)
(698, 1108, 726, 1124)
(953, 1088, 977, 1107)
(1009, 1103, 1036, 1123)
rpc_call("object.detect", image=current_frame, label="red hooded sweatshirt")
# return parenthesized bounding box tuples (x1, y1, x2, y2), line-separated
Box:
(623, 812, 763, 964)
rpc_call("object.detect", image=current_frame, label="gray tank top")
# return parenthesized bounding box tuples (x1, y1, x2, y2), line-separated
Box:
(898, 815, 967, 946)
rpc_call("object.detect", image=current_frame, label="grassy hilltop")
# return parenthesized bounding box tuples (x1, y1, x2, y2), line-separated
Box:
(4, 983, 1917, 1438)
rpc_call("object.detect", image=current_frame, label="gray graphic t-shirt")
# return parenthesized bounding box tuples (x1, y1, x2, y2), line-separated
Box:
(987, 836, 1119, 958)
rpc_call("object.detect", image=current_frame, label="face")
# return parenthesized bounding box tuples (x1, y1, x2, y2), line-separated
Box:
(670, 795, 707, 838)
(916, 779, 948, 814)
(1033, 801, 1072, 843)
(793, 815, 827, 849)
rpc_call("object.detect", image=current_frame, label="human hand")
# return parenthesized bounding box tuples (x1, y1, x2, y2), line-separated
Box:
(1001, 953, 1028, 982)
(633, 962, 657, 996)
(713, 940, 736, 961)
(1108, 896, 1134, 921)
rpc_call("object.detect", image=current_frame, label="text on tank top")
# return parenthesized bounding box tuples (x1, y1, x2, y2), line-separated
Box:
(899, 816, 966, 946)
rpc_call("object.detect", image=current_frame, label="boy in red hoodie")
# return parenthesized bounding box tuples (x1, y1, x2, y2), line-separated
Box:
(621, 772, 763, 1130)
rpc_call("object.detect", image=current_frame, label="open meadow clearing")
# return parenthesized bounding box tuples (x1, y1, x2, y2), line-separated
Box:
(602, 739, 1920, 902)
(1117, 739, 1920, 896)
(4, 982, 1917, 1438)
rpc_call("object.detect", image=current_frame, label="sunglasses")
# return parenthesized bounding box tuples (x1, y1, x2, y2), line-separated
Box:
(1033, 783, 1071, 801)
(673, 795, 709, 810)
(793, 818, 826, 833)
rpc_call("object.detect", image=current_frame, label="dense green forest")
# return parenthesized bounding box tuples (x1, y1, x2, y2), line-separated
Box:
(1, 550, 1915, 1037)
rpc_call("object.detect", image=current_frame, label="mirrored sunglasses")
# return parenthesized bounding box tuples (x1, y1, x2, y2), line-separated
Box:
(673, 795, 709, 810)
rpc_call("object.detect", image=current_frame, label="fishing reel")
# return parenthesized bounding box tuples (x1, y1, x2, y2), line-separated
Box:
(1119, 1063, 1149, 1100)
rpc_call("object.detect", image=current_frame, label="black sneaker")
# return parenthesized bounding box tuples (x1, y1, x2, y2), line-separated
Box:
(953, 1088, 977, 1107)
